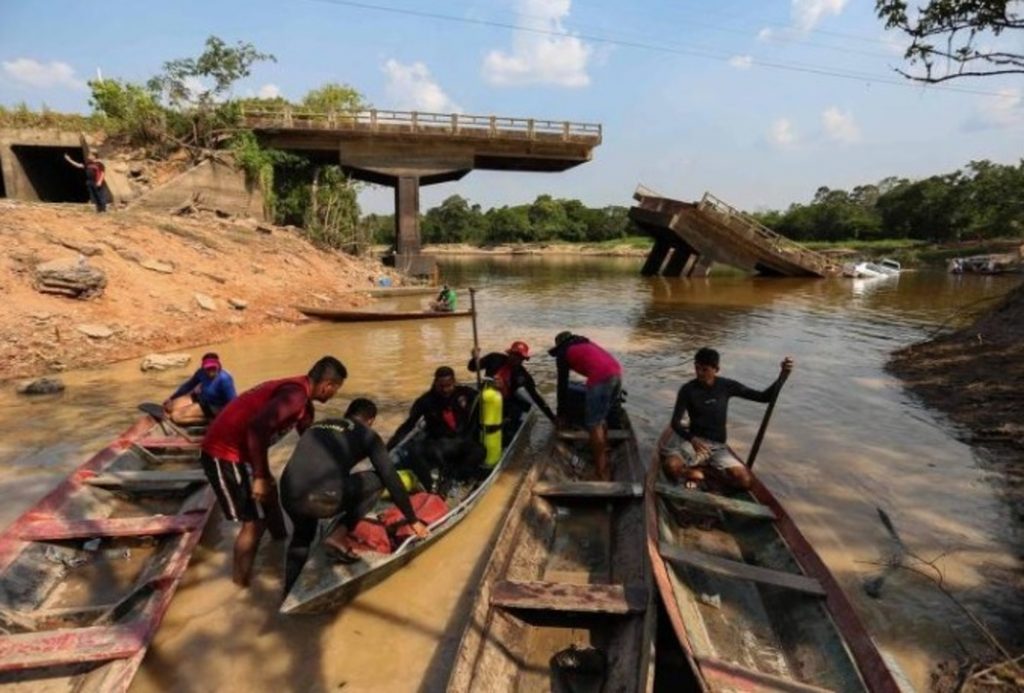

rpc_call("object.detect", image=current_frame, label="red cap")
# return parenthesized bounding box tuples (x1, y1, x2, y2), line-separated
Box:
(507, 341, 530, 360)
(201, 356, 221, 369)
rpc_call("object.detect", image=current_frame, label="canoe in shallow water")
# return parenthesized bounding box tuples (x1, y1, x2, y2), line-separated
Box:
(363, 286, 454, 298)
(0, 413, 210, 692)
(646, 455, 905, 692)
(296, 306, 473, 322)
(281, 410, 536, 614)
(447, 411, 655, 692)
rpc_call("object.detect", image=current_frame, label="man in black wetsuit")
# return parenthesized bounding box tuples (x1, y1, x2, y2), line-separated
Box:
(468, 341, 556, 435)
(659, 348, 794, 491)
(280, 398, 428, 593)
(387, 366, 485, 492)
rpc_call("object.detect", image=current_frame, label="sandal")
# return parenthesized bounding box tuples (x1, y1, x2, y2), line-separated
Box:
(323, 544, 360, 565)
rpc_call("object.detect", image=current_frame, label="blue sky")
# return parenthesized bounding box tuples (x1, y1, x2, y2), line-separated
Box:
(2, 0, 1022, 215)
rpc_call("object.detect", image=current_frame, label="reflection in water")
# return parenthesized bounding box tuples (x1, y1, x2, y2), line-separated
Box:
(0, 255, 1020, 691)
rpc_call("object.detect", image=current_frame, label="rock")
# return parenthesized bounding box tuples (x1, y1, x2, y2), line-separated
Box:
(140, 353, 191, 372)
(228, 297, 248, 310)
(195, 293, 217, 311)
(255, 225, 274, 235)
(311, 293, 330, 303)
(33, 258, 107, 299)
(30, 312, 52, 321)
(140, 259, 174, 274)
(16, 377, 65, 395)
(76, 324, 114, 339)
(227, 316, 245, 325)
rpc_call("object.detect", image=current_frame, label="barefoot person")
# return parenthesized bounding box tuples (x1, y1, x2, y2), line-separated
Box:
(200, 356, 347, 587)
(163, 352, 236, 423)
(660, 348, 793, 491)
(279, 398, 428, 593)
(548, 332, 623, 482)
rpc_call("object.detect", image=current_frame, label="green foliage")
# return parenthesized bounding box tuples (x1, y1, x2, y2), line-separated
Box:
(229, 131, 300, 219)
(876, 0, 1023, 82)
(149, 36, 276, 108)
(87, 79, 165, 145)
(301, 83, 365, 112)
(0, 102, 104, 131)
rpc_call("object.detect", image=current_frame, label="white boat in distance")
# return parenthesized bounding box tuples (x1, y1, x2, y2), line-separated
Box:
(842, 258, 901, 278)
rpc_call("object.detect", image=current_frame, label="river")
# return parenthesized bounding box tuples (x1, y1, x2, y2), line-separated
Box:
(0, 256, 1020, 691)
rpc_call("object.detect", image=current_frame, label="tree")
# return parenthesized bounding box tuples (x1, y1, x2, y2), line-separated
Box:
(876, 1, 1024, 82)
(422, 195, 483, 244)
(88, 79, 165, 145)
(301, 83, 365, 112)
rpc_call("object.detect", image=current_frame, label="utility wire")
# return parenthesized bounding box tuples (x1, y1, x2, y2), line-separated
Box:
(306, 0, 1012, 97)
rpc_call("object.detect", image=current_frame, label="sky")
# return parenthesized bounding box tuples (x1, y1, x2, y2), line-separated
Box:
(1, 0, 1023, 215)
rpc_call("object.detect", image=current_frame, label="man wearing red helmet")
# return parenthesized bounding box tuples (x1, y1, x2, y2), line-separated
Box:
(468, 340, 557, 434)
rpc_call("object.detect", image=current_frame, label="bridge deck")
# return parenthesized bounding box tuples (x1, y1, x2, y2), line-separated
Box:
(631, 188, 836, 278)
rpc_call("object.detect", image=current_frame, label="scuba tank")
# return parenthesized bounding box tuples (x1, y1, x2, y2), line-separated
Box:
(480, 378, 504, 466)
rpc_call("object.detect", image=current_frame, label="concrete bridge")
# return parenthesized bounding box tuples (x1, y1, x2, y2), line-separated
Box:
(243, 107, 603, 274)
(630, 187, 835, 278)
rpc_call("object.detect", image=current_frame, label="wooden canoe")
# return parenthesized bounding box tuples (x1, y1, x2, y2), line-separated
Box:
(281, 410, 537, 614)
(646, 457, 904, 692)
(0, 414, 210, 692)
(364, 286, 453, 298)
(447, 412, 655, 692)
(296, 306, 473, 322)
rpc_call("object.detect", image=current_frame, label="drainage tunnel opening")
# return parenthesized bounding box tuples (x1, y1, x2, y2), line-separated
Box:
(11, 145, 90, 202)
(0, 161, 6, 198)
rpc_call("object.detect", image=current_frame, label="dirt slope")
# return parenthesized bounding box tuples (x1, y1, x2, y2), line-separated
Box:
(0, 201, 399, 381)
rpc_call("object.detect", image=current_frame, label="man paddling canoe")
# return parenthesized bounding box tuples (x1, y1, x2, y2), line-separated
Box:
(659, 348, 793, 491)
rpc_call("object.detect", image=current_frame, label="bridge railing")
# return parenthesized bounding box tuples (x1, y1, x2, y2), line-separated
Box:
(239, 107, 602, 143)
(698, 192, 832, 273)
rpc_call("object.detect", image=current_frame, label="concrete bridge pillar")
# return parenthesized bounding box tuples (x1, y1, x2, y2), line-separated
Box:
(641, 237, 672, 276)
(394, 175, 421, 256)
(662, 246, 692, 277)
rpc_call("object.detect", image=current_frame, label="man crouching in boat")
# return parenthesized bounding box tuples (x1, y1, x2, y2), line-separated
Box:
(279, 398, 429, 593)
(163, 352, 237, 424)
(468, 341, 557, 436)
(200, 356, 347, 587)
(659, 348, 793, 492)
(387, 366, 486, 494)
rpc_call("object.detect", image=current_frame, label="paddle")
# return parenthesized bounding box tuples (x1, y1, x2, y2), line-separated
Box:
(745, 364, 791, 470)
(469, 287, 482, 392)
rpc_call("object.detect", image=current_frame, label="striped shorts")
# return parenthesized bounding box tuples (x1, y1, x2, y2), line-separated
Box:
(200, 452, 266, 523)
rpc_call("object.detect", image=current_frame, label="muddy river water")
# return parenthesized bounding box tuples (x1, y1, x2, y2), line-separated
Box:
(0, 256, 1021, 691)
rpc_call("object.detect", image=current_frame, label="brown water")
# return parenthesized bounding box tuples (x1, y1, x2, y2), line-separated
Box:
(1, 256, 1021, 691)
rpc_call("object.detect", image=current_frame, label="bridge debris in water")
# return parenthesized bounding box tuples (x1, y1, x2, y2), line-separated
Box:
(629, 187, 836, 277)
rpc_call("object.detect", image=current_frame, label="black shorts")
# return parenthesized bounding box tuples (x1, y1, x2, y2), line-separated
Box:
(200, 452, 265, 522)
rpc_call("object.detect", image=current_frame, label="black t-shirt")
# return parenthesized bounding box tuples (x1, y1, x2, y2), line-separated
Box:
(467, 352, 555, 421)
(388, 385, 478, 445)
(281, 417, 416, 522)
(670, 376, 780, 444)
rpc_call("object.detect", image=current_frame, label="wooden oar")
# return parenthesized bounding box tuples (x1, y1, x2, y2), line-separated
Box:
(745, 368, 791, 470)
(468, 287, 482, 392)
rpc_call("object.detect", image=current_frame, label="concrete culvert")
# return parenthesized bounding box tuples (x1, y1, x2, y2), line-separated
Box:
(10, 145, 90, 203)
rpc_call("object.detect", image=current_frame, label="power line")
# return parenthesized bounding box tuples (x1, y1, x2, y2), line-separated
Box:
(305, 0, 1011, 97)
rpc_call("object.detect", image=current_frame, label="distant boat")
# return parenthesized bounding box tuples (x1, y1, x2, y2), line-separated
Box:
(842, 259, 900, 278)
(296, 305, 473, 322)
(363, 286, 446, 298)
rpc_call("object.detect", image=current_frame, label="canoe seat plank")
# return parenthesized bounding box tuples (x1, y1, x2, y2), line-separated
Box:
(659, 542, 825, 597)
(18, 513, 206, 541)
(557, 430, 630, 442)
(0, 623, 145, 671)
(696, 654, 835, 693)
(85, 470, 206, 487)
(534, 481, 643, 499)
(134, 438, 201, 450)
(490, 579, 648, 614)
(656, 483, 776, 520)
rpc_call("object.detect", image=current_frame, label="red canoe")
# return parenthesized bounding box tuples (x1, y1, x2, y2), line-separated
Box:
(0, 414, 210, 691)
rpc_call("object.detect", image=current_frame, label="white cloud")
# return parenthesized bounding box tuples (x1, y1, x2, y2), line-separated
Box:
(382, 59, 461, 112)
(792, 0, 849, 31)
(1, 58, 85, 90)
(821, 106, 860, 143)
(257, 83, 281, 99)
(757, 27, 775, 42)
(482, 0, 592, 87)
(729, 55, 753, 70)
(965, 87, 1024, 130)
(769, 118, 798, 146)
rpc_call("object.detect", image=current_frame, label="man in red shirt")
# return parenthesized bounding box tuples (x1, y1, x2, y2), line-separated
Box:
(200, 356, 347, 587)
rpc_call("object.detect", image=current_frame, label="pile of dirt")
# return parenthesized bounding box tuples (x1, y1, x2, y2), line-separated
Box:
(890, 281, 1024, 454)
(0, 200, 401, 381)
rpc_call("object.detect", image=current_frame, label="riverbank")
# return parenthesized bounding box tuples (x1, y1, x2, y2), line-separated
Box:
(0, 201, 399, 382)
(421, 240, 649, 257)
